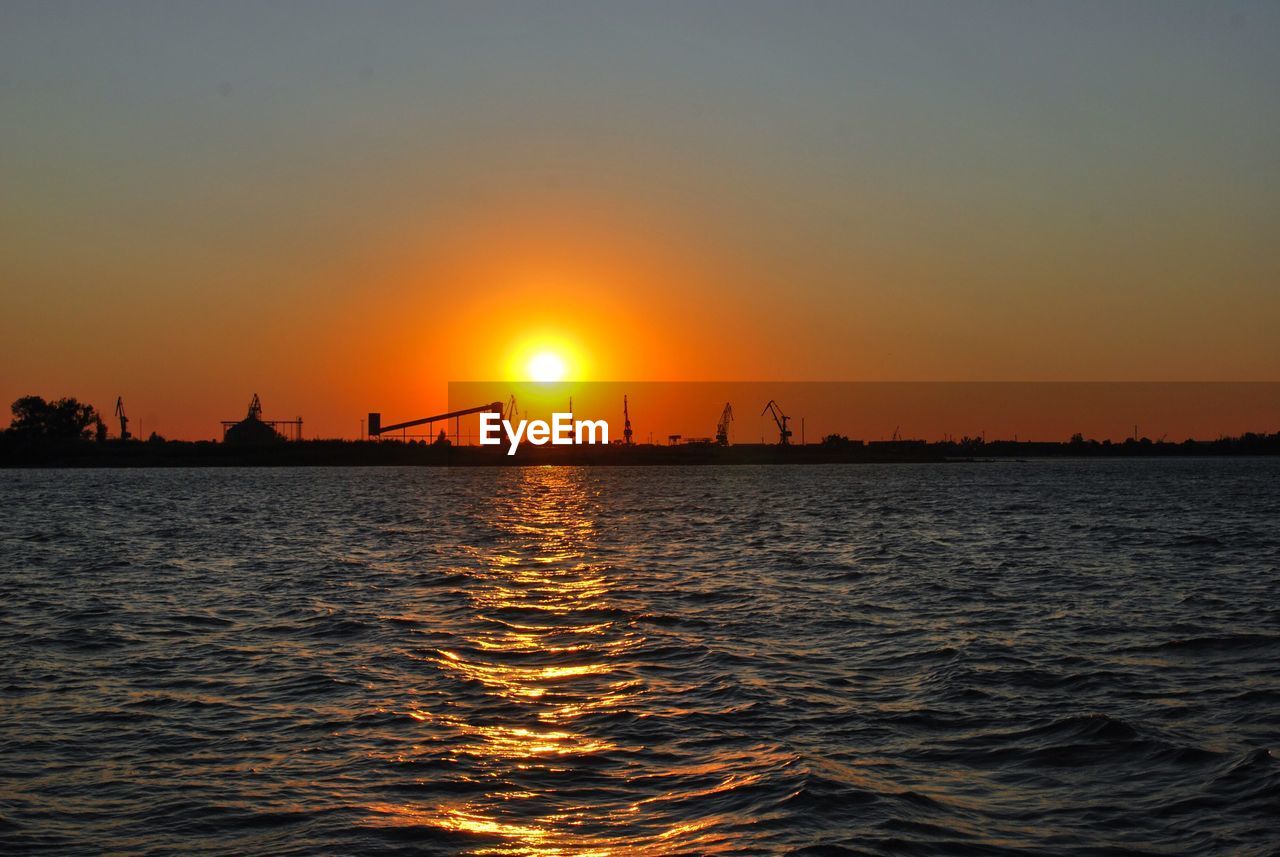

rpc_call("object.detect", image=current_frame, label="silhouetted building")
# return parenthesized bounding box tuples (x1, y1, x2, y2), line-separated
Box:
(221, 394, 301, 443)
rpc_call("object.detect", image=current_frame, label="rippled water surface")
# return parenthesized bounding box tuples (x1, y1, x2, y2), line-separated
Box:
(2, 461, 1278, 855)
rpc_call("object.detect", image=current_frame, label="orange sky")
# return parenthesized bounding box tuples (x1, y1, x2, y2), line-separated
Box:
(3, 4, 1278, 439)
(5, 184, 1277, 441)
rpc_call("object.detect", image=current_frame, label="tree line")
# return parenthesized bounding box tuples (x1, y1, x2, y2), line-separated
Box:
(4, 396, 107, 442)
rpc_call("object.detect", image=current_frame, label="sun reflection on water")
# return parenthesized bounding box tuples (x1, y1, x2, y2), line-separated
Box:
(366, 467, 741, 855)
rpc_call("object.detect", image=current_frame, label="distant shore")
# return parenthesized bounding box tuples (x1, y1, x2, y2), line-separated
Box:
(2, 435, 1278, 467)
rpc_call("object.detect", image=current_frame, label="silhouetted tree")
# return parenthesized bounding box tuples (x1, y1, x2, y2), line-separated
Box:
(7, 396, 104, 441)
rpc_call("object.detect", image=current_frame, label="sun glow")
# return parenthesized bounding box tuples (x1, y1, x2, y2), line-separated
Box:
(503, 332, 591, 383)
(527, 351, 568, 383)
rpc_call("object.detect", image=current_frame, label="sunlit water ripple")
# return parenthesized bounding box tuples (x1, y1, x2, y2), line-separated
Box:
(2, 460, 1278, 855)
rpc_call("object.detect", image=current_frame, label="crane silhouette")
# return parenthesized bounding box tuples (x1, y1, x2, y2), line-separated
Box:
(715, 402, 734, 446)
(761, 400, 792, 445)
(114, 397, 130, 441)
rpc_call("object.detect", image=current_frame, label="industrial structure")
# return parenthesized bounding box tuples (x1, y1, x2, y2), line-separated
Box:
(222, 394, 303, 443)
(364, 392, 799, 448)
(114, 397, 130, 441)
(762, 400, 793, 445)
(715, 402, 734, 446)
(368, 401, 503, 443)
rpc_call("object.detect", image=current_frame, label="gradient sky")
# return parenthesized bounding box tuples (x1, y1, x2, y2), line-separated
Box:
(3, 1, 1278, 439)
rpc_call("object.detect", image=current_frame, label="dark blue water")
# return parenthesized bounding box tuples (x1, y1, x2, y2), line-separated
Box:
(2, 460, 1278, 855)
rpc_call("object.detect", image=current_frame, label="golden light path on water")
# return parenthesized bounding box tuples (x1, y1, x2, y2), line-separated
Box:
(366, 468, 753, 855)
(4, 465, 1276, 854)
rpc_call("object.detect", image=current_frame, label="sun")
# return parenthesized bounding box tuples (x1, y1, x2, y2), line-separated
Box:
(506, 333, 587, 382)
(527, 351, 567, 383)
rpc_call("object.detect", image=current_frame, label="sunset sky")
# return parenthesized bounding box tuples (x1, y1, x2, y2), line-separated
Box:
(3, 2, 1278, 439)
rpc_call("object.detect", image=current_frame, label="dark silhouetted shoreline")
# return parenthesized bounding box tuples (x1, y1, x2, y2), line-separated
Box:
(2, 434, 1278, 467)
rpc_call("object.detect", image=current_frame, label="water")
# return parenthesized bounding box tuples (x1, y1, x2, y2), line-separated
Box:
(1, 460, 1278, 856)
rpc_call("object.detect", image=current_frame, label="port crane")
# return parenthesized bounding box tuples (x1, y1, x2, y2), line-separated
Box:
(114, 397, 130, 441)
(761, 400, 792, 445)
(715, 402, 734, 446)
(623, 395, 634, 445)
